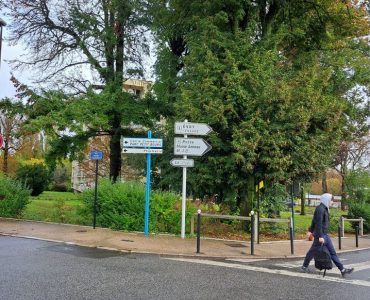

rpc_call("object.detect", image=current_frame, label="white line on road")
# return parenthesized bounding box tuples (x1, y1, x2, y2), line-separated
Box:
(226, 258, 268, 263)
(165, 258, 370, 288)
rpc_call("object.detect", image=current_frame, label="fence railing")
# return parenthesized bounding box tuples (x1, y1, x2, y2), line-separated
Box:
(340, 216, 364, 237)
(190, 212, 290, 242)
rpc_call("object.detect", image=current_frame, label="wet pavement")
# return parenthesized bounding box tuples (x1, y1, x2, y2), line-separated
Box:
(1, 217, 369, 259)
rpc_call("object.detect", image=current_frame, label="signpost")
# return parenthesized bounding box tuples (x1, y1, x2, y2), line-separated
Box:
(122, 133, 163, 237)
(173, 120, 212, 239)
(122, 148, 163, 154)
(175, 122, 212, 136)
(170, 158, 194, 168)
(89, 150, 103, 229)
(174, 137, 212, 156)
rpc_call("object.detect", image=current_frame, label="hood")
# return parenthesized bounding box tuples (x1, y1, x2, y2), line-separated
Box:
(320, 193, 332, 208)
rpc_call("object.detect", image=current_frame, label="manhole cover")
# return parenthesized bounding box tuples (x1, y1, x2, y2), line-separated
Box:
(121, 239, 134, 242)
(224, 243, 246, 248)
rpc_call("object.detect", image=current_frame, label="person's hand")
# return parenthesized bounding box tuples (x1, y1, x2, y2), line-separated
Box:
(319, 237, 325, 244)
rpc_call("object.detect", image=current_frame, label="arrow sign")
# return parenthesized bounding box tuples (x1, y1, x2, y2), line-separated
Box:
(123, 148, 163, 154)
(175, 122, 212, 136)
(174, 138, 212, 156)
(170, 158, 194, 168)
(122, 137, 163, 148)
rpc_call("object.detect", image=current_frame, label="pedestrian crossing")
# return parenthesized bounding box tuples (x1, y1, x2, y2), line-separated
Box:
(165, 257, 370, 288)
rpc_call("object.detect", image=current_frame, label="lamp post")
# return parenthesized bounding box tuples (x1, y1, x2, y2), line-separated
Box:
(0, 18, 6, 67)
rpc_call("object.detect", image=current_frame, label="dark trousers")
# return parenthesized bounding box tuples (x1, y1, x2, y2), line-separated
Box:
(303, 234, 344, 271)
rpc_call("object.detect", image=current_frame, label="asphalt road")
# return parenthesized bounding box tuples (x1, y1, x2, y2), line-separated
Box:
(1, 236, 370, 300)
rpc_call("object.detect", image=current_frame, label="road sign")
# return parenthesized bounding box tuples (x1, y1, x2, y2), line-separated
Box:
(174, 138, 212, 156)
(175, 122, 212, 136)
(89, 150, 103, 160)
(170, 158, 194, 168)
(122, 148, 163, 154)
(122, 137, 163, 148)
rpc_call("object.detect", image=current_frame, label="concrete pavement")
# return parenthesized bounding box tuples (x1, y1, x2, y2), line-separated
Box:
(1, 217, 369, 259)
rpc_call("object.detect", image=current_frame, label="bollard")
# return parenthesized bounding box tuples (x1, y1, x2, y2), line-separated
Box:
(338, 226, 341, 250)
(355, 225, 359, 248)
(196, 209, 201, 254)
(289, 226, 294, 255)
(250, 211, 255, 255)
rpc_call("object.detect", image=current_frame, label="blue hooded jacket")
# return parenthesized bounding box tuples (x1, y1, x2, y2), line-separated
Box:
(309, 193, 331, 238)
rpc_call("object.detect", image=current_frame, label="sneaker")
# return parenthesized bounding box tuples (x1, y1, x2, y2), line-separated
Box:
(341, 268, 354, 277)
(301, 266, 311, 273)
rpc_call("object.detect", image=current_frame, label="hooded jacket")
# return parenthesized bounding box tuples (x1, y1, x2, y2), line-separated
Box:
(309, 193, 332, 238)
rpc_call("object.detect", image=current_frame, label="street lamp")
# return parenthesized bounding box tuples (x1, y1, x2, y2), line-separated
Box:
(0, 18, 7, 67)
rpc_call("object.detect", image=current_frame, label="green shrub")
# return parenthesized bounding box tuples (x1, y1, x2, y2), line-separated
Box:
(348, 202, 370, 233)
(80, 180, 196, 234)
(16, 159, 50, 196)
(0, 175, 30, 217)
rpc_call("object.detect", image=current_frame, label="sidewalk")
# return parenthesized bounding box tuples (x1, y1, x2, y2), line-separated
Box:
(1, 217, 369, 259)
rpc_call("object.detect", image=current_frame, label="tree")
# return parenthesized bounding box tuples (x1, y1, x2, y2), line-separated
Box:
(3, 0, 153, 181)
(0, 98, 25, 174)
(151, 0, 370, 216)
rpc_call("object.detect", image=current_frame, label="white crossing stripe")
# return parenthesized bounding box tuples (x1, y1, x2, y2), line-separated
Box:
(275, 258, 348, 269)
(165, 258, 370, 288)
(226, 258, 268, 263)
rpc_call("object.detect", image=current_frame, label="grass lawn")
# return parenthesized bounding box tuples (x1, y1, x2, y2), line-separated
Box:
(22, 191, 90, 225)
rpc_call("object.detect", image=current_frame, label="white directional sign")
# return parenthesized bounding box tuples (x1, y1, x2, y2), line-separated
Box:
(123, 148, 163, 154)
(174, 138, 212, 156)
(122, 137, 163, 148)
(170, 158, 194, 168)
(175, 122, 212, 136)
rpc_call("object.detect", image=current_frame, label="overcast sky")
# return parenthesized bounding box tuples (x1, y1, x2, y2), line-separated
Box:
(0, 15, 28, 99)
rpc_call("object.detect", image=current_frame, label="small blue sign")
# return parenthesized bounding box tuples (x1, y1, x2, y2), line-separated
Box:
(89, 150, 103, 160)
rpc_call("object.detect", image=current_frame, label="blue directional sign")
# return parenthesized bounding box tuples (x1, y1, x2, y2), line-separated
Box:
(89, 150, 103, 160)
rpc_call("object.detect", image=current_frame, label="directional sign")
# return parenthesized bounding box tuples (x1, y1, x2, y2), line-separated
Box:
(122, 137, 163, 148)
(174, 138, 212, 156)
(123, 148, 163, 154)
(89, 150, 103, 160)
(170, 158, 194, 168)
(175, 122, 212, 136)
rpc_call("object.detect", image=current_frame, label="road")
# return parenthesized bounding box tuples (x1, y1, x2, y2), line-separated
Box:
(1, 236, 370, 300)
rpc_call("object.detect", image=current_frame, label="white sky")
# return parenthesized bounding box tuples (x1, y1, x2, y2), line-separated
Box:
(0, 15, 29, 99)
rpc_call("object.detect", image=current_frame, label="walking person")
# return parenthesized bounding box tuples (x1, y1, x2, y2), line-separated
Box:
(301, 193, 354, 277)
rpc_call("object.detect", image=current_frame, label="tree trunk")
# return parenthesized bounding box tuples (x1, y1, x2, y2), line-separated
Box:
(239, 174, 255, 216)
(322, 172, 328, 193)
(340, 170, 347, 211)
(300, 186, 305, 215)
(109, 113, 122, 182)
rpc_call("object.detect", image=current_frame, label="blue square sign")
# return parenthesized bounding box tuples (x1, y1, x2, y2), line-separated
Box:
(89, 150, 103, 160)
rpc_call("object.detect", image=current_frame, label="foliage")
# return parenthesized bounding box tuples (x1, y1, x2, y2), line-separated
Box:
(0, 174, 30, 217)
(151, 0, 370, 217)
(348, 202, 370, 233)
(346, 170, 370, 203)
(22, 191, 87, 224)
(260, 183, 289, 218)
(15, 159, 50, 196)
(49, 164, 72, 192)
(4, 0, 154, 181)
(80, 180, 196, 234)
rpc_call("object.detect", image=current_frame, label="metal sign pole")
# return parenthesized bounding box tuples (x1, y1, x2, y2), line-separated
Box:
(144, 131, 152, 237)
(181, 121, 188, 239)
(93, 159, 98, 229)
